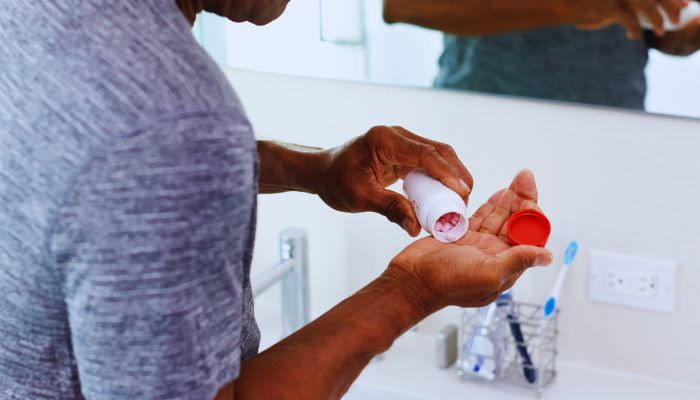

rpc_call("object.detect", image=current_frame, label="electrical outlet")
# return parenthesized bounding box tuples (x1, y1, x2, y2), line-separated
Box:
(604, 268, 657, 297)
(589, 250, 676, 313)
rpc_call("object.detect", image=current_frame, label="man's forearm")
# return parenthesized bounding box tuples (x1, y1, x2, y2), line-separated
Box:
(257, 140, 327, 194)
(383, 0, 576, 36)
(235, 271, 434, 399)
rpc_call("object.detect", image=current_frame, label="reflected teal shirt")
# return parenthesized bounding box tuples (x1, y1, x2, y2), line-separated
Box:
(435, 25, 649, 109)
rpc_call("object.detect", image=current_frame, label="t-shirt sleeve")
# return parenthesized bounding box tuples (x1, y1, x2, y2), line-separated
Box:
(50, 111, 258, 399)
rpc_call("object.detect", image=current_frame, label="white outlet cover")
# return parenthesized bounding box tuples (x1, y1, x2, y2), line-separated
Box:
(589, 250, 676, 313)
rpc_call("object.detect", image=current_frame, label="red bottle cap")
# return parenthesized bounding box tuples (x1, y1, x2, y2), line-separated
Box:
(507, 209, 551, 247)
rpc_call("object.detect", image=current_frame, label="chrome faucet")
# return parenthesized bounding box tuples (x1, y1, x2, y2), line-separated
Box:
(252, 228, 310, 337)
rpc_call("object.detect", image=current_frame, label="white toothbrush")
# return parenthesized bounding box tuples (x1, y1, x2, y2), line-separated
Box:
(463, 303, 497, 380)
(463, 291, 514, 380)
(542, 241, 579, 318)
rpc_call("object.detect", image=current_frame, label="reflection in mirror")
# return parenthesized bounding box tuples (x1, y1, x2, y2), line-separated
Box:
(195, 0, 700, 119)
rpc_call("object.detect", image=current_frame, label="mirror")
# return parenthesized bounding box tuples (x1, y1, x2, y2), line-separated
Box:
(194, 1, 700, 119)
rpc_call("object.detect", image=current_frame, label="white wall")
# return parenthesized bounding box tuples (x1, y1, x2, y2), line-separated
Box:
(224, 68, 700, 387)
(646, 49, 700, 118)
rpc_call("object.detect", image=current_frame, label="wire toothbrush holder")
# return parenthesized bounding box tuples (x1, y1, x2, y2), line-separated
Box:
(457, 298, 559, 397)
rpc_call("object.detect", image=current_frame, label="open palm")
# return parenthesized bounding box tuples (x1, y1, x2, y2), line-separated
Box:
(388, 170, 551, 310)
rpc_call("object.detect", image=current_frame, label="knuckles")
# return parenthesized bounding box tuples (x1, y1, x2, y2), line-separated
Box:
(365, 125, 394, 143)
(419, 144, 439, 160)
(382, 195, 408, 224)
(437, 144, 457, 158)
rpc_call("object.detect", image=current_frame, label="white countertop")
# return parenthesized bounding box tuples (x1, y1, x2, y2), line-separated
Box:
(350, 332, 700, 400)
(256, 305, 700, 399)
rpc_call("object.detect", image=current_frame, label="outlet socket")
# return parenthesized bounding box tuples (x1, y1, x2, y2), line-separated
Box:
(604, 268, 657, 297)
(589, 250, 676, 313)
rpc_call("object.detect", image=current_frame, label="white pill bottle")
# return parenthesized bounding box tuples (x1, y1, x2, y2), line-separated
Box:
(402, 169, 469, 243)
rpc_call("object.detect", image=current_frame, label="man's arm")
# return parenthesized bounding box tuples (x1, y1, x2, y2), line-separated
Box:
(257, 141, 325, 194)
(257, 126, 474, 236)
(53, 113, 256, 399)
(223, 170, 553, 399)
(383, 0, 574, 36)
(235, 241, 550, 399)
(235, 272, 430, 398)
(383, 0, 686, 39)
(215, 273, 427, 399)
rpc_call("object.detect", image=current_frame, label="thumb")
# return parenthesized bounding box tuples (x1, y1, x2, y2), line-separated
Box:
(365, 188, 420, 236)
(490, 245, 553, 282)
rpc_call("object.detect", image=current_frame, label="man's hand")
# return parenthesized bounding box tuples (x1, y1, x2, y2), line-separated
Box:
(235, 171, 549, 400)
(647, 16, 700, 55)
(311, 126, 473, 236)
(383, 0, 686, 40)
(575, 0, 688, 39)
(385, 170, 552, 313)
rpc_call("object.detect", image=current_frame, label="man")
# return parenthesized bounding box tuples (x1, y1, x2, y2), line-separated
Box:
(0, 1, 551, 399)
(384, 0, 700, 109)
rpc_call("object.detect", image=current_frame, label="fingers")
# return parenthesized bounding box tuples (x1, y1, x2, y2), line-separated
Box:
(495, 170, 541, 238)
(509, 169, 538, 204)
(519, 199, 541, 212)
(392, 127, 474, 194)
(370, 126, 471, 198)
(470, 169, 538, 235)
(478, 188, 516, 235)
(618, 2, 645, 39)
(468, 189, 505, 232)
(489, 245, 553, 284)
(580, 0, 687, 40)
(353, 125, 474, 235)
(658, 0, 688, 24)
(364, 187, 421, 236)
(627, 0, 668, 36)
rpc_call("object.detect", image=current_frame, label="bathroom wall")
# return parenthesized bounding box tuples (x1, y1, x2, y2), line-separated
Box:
(224, 68, 700, 387)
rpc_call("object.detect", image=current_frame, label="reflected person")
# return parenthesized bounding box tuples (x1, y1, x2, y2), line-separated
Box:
(384, 0, 700, 109)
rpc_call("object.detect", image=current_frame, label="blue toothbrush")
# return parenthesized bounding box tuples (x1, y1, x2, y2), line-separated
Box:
(496, 292, 537, 383)
(543, 241, 579, 318)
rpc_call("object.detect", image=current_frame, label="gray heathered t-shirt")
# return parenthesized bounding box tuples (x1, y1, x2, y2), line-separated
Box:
(435, 25, 649, 109)
(0, 1, 260, 398)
